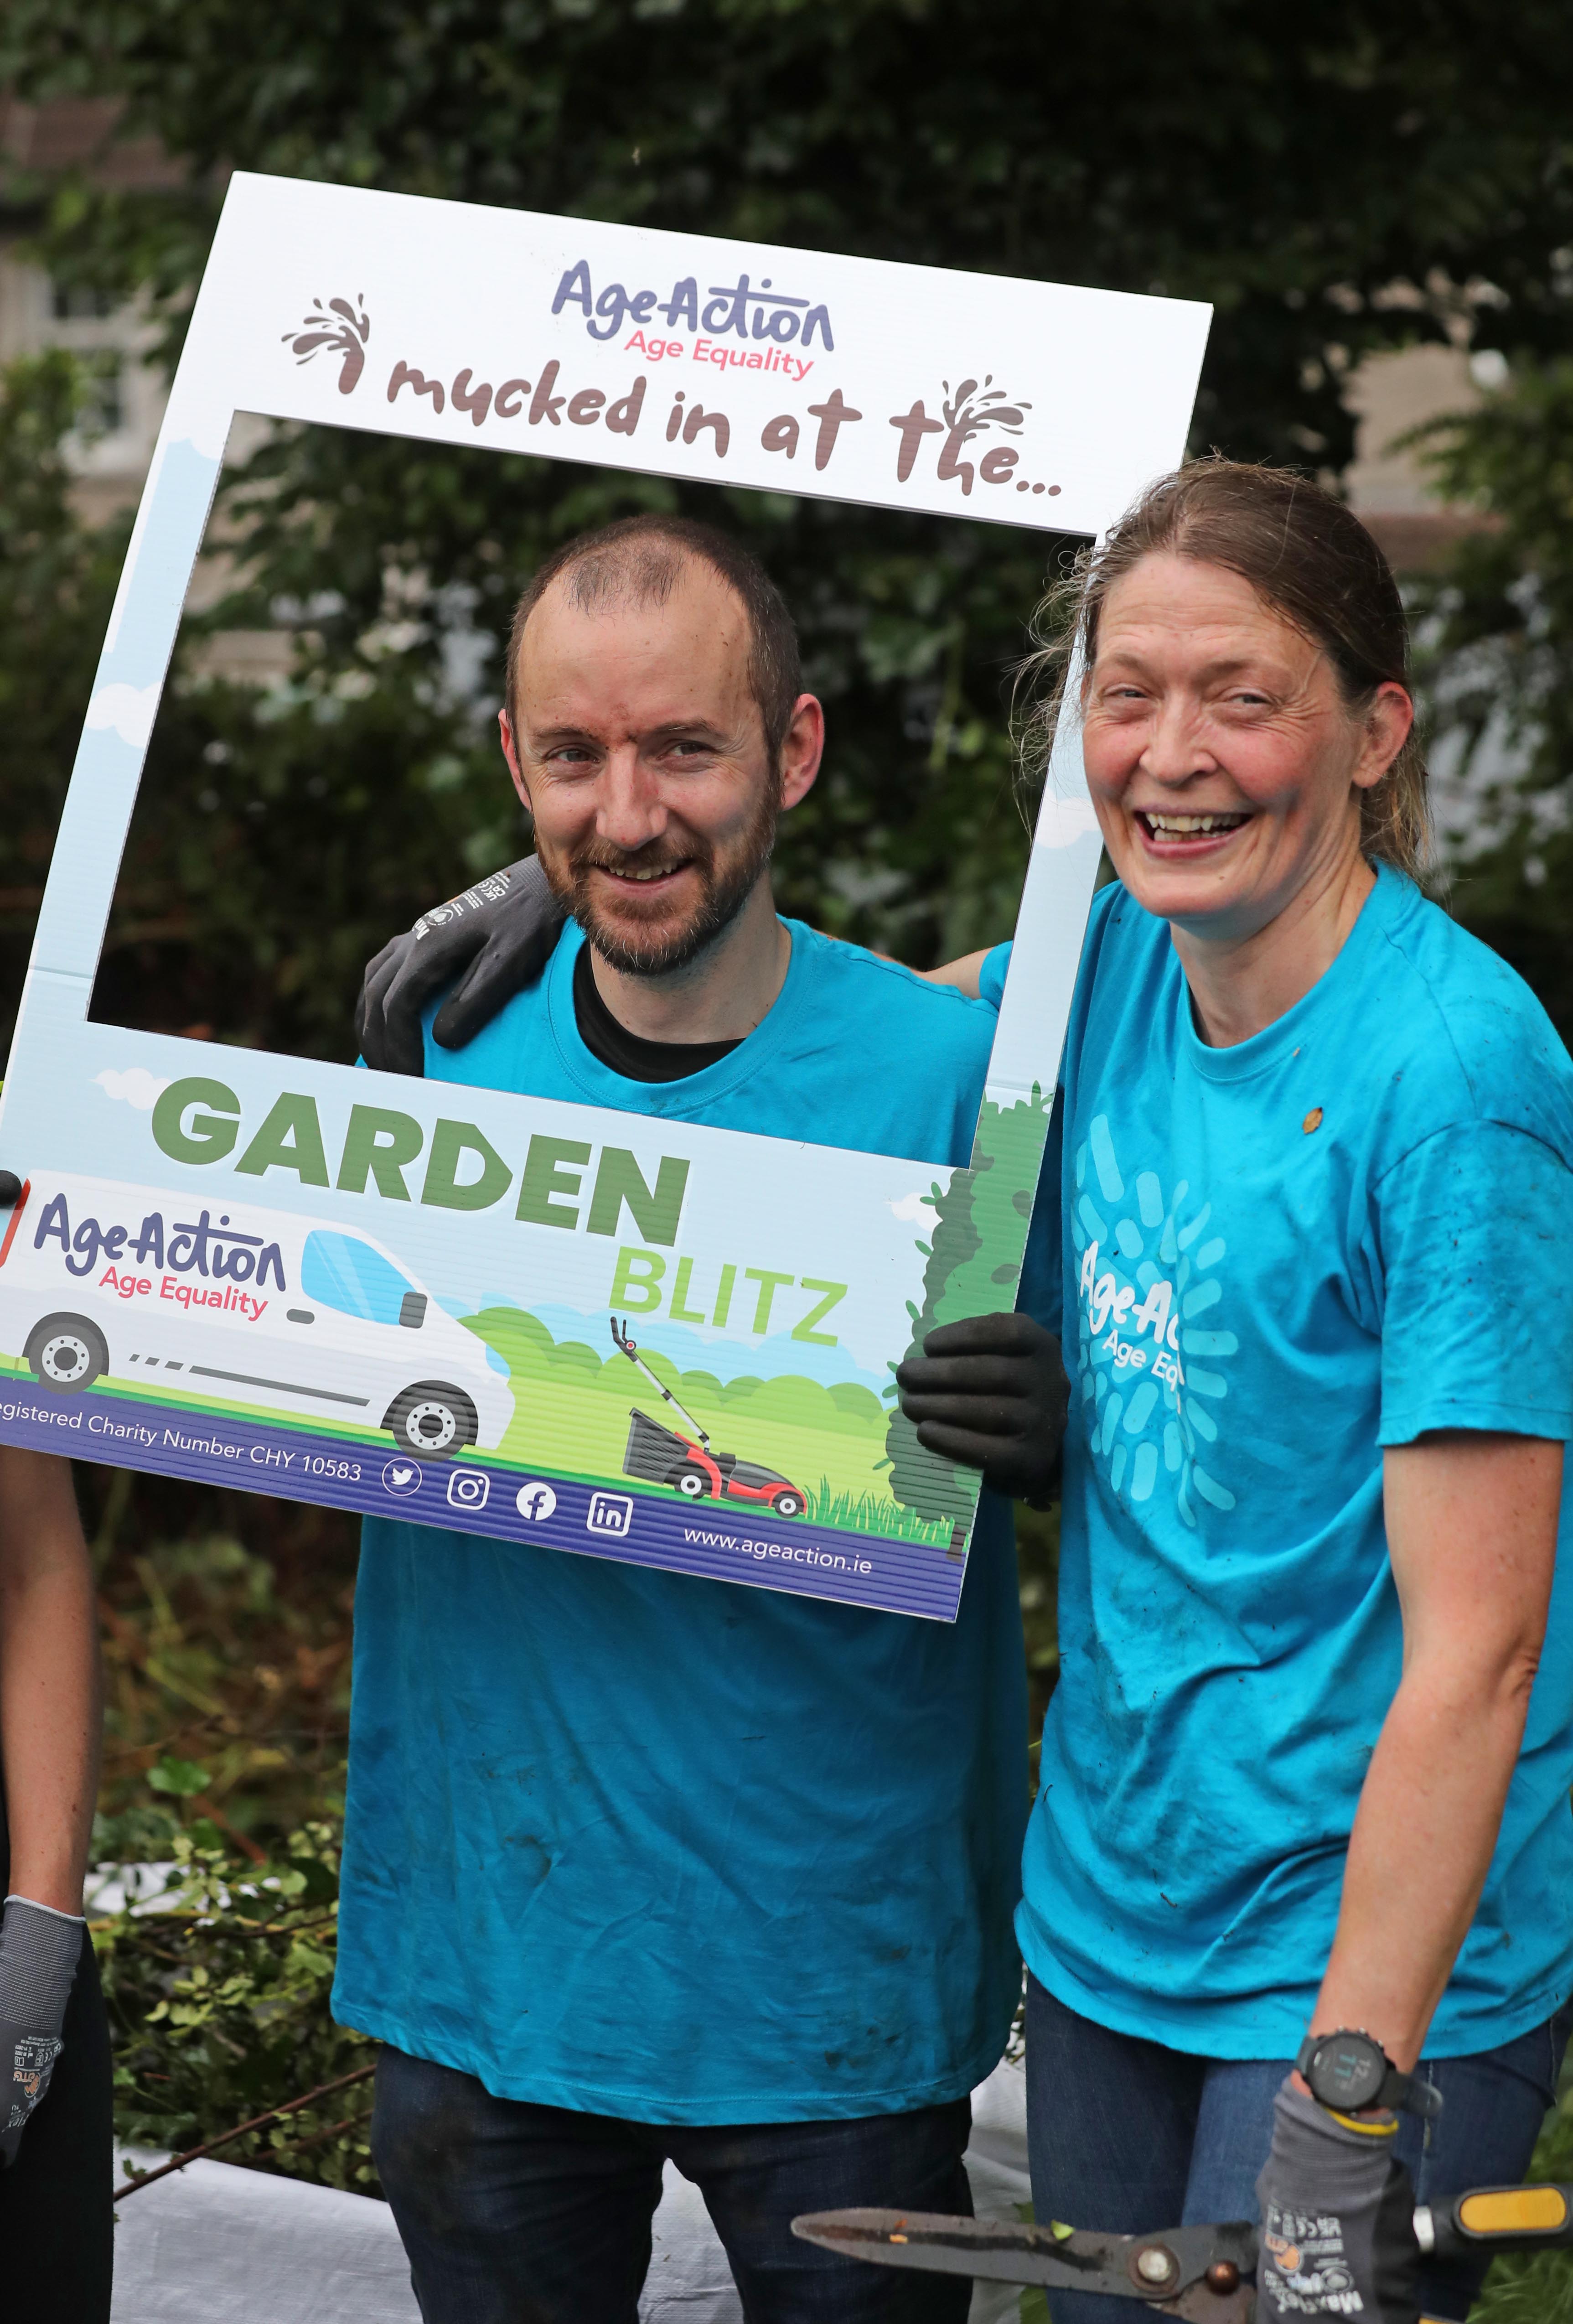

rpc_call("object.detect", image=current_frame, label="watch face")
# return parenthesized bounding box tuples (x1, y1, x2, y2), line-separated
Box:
(1312, 2034, 1385, 2111)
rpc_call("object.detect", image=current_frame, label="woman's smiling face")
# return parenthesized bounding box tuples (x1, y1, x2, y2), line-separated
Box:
(1080, 551, 1413, 944)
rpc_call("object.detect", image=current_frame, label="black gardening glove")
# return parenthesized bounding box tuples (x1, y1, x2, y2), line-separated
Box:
(355, 856, 567, 1075)
(895, 1313, 1068, 1504)
(0, 1896, 83, 2168)
(1257, 2080, 1421, 2323)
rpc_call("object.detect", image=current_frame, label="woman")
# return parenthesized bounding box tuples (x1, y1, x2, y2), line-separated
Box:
(913, 460, 1573, 2323)
(357, 463, 1573, 2322)
(0, 1447, 111, 2321)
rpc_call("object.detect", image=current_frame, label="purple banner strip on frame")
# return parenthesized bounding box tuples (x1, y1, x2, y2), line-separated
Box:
(0, 1379, 965, 1620)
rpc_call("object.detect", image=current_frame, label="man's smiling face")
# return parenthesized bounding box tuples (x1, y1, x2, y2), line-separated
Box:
(501, 557, 809, 975)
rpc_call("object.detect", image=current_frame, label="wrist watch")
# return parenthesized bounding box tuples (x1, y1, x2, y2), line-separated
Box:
(1295, 2028, 1444, 2120)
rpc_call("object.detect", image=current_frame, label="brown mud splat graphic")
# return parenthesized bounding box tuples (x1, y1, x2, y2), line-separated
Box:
(937, 376, 1030, 493)
(283, 295, 371, 394)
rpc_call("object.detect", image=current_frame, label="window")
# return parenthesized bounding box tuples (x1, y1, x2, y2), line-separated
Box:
(301, 1231, 420, 1326)
(81, 361, 124, 438)
(50, 282, 118, 320)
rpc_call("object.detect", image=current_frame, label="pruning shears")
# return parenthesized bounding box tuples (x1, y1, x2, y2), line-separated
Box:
(792, 2182, 1573, 2320)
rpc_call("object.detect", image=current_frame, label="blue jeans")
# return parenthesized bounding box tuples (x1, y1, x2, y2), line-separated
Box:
(372, 2044, 974, 2324)
(1025, 1975, 1573, 2324)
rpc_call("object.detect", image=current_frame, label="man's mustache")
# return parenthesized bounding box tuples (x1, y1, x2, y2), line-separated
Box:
(568, 839, 709, 884)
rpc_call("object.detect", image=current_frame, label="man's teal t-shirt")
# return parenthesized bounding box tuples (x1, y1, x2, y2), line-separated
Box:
(333, 919, 1030, 2123)
(983, 864, 1573, 2057)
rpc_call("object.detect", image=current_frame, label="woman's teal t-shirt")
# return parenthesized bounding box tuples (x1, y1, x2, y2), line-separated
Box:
(983, 864, 1573, 2056)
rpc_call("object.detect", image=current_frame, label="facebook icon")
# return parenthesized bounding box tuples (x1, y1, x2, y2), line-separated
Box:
(514, 1481, 559, 1523)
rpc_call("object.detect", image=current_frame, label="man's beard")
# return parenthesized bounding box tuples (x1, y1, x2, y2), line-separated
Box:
(542, 792, 779, 977)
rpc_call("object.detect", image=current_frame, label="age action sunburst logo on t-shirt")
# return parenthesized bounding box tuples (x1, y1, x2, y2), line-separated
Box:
(1071, 1113, 1237, 1528)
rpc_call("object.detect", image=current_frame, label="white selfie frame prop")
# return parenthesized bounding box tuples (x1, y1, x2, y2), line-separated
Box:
(0, 175, 1207, 1617)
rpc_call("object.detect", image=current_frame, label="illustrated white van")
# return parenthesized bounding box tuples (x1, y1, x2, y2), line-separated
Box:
(0, 1172, 514, 1458)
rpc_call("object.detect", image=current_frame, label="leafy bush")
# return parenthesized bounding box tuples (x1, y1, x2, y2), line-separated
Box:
(1407, 360, 1573, 1052)
(96, 1819, 377, 2194)
(94, 1491, 355, 1853)
(80, 1462, 367, 2189)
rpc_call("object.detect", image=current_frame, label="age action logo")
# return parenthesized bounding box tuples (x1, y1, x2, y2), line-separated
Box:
(282, 283, 1062, 503)
(553, 259, 832, 374)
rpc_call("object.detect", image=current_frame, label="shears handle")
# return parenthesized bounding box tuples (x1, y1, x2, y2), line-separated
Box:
(1212, 2187, 1571, 2320)
(1418, 2181, 1573, 2262)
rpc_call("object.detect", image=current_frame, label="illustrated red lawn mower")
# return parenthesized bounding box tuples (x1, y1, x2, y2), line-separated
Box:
(611, 1318, 807, 1518)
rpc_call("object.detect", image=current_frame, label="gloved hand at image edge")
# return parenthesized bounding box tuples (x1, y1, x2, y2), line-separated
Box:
(355, 856, 567, 1076)
(1256, 2079, 1421, 2323)
(895, 1313, 1068, 1505)
(0, 1893, 83, 2168)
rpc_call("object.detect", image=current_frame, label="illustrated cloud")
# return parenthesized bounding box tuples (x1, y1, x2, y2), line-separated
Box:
(888, 1190, 936, 1224)
(95, 1067, 170, 1111)
(85, 683, 161, 748)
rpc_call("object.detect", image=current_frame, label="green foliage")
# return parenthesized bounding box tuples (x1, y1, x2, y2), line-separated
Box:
(945, 1086, 1053, 1312)
(884, 1089, 1053, 1526)
(13, 1, 1573, 467)
(96, 1821, 377, 2194)
(883, 1172, 978, 1529)
(0, 353, 130, 1018)
(84, 419, 547, 1055)
(807, 1482, 949, 1543)
(9, 4, 1573, 1051)
(469, 1301, 885, 1433)
(145, 1755, 215, 1797)
(1408, 362, 1573, 1048)
(466, 1302, 948, 1526)
(91, 1468, 355, 1855)
(78, 1465, 367, 2193)
(1015, 1499, 1060, 1752)
(0, 351, 122, 750)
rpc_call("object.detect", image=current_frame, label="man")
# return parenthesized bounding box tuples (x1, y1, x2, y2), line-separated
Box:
(340, 514, 1064, 2324)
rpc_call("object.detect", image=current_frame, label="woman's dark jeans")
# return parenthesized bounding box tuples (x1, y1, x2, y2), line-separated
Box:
(1025, 1973, 1573, 2323)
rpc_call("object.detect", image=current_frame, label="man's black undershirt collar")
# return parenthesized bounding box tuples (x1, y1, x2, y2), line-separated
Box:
(572, 939, 744, 1084)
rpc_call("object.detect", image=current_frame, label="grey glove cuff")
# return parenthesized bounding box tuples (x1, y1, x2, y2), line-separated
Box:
(1257, 2079, 1418, 2323)
(408, 864, 521, 945)
(0, 1896, 84, 2036)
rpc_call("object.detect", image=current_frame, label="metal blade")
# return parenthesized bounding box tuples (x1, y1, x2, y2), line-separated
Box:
(792, 2210, 1257, 2318)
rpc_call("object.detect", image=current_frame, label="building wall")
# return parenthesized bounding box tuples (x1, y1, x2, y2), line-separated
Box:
(0, 240, 167, 521)
(0, 93, 177, 520)
(1345, 342, 1498, 571)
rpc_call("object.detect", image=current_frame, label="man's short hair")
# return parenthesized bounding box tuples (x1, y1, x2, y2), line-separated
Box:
(505, 514, 802, 761)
